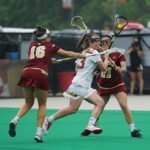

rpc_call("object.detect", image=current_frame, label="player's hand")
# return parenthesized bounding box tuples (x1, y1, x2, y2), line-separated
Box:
(93, 70, 100, 78)
(51, 58, 58, 64)
(104, 53, 109, 59)
(115, 66, 121, 73)
(82, 53, 91, 57)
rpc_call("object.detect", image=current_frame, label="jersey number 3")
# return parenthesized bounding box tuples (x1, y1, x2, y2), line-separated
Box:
(29, 46, 45, 59)
(76, 58, 86, 69)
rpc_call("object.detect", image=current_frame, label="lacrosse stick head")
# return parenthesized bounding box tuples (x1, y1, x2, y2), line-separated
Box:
(114, 16, 128, 35)
(71, 16, 88, 31)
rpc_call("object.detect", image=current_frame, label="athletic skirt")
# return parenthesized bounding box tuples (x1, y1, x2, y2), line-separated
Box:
(18, 68, 48, 90)
(98, 83, 127, 96)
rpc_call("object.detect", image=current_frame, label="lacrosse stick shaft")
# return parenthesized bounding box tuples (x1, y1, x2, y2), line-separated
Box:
(56, 57, 75, 63)
(108, 57, 117, 68)
(86, 48, 125, 57)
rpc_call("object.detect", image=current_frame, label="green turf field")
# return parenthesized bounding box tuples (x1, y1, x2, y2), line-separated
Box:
(0, 108, 150, 150)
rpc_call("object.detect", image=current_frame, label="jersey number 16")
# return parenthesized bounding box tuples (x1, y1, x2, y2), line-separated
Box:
(29, 46, 46, 59)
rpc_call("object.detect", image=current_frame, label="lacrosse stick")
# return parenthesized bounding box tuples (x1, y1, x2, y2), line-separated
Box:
(101, 16, 128, 67)
(71, 16, 88, 31)
(109, 16, 128, 65)
(85, 47, 125, 57)
(110, 16, 128, 46)
(71, 16, 89, 49)
(54, 16, 88, 63)
(55, 57, 76, 63)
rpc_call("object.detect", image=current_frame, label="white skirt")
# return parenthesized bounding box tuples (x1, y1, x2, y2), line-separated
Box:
(63, 83, 96, 100)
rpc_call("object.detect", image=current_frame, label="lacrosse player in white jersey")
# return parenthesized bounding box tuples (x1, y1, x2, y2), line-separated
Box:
(42, 32, 109, 136)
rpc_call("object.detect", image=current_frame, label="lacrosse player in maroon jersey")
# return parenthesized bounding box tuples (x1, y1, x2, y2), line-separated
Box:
(8, 26, 84, 142)
(81, 34, 142, 138)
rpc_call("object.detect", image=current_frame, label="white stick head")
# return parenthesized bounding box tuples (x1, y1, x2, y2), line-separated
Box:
(71, 16, 88, 31)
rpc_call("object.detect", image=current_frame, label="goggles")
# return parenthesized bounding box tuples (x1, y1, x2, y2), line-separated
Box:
(100, 39, 111, 46)
(91, 38, 101, 42)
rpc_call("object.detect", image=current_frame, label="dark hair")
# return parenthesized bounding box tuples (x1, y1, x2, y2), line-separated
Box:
(101, 34, 113, 41)
(34, 25, 47, 38)
(131, 36, 143, 50)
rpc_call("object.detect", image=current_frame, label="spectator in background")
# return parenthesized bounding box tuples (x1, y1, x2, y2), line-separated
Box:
(103, 24, 110, 35)
(128, 37, 144, 95)
(0, 72, 9, 97)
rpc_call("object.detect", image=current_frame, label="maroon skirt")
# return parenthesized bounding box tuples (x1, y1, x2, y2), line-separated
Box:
(18, 68, 48, 90)
(98, 84, 127, 96)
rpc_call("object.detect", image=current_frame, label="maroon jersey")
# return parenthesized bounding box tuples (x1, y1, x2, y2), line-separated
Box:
(18, 41, 60, 90)
(25, 41, 60, 72)
(97, 52, 127, 95)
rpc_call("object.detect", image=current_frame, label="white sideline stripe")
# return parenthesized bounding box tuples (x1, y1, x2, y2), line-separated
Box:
(0, 95, 150, 111)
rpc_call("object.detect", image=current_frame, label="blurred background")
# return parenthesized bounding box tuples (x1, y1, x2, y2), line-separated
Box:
(0, 0, 150, 97)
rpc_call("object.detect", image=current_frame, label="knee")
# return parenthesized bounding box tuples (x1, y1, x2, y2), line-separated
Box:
(69, 106, 79, 114)
(97, 99, 105, 108)
(120, 103, 128, 111)
(26, 101, 34, 108)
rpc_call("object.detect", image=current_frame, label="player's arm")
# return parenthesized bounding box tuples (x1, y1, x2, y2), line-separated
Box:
(56, 48, 84, 58)
(97, 53, 109, 71)
(115, 61, 127, 73)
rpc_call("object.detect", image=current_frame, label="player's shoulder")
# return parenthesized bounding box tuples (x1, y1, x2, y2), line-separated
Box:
(30, 41, 46, 47)
(30, 41, 38, 46)
(110, 51, 121, 57)
(42, 41, 53, 46)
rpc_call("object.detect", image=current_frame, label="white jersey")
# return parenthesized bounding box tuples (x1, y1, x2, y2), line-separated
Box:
(72, 48, 102, 88)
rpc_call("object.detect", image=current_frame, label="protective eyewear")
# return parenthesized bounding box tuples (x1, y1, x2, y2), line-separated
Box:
(92, 38, 101, 42)
(100, 39, 111, 46)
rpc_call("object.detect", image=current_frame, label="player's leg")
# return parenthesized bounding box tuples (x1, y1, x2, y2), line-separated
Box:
(8, 87, 34, 137)
(43, 98, 83, 134)
(81, 91, 105, 136)
(95, 95, 110, 125)
(88, 92, 105, 123)
(49, 98, 82, 120)
(115, 91, 142, 138)
(34, 88, 48, 142)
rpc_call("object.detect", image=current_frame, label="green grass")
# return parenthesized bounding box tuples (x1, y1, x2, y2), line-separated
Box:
(0, 108, 150, 150)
